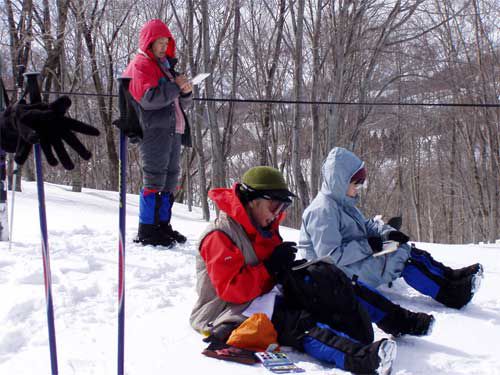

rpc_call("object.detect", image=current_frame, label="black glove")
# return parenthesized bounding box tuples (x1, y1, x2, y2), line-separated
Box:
(264, 241, 297, 277)
(367, 236, 383, 253)
(387, 216, 402, 231)
(387, 230, 409, 244)
(0, 105, 34, 163)
(2, 96, 100, 170)
(0, 108, 24, 153)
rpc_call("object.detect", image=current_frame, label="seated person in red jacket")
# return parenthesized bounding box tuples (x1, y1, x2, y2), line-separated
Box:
(190, 166, 434, 374)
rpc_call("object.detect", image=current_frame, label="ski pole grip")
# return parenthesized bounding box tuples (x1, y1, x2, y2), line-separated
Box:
(16, 64, 26, 89)
(24, 72, 42, 104)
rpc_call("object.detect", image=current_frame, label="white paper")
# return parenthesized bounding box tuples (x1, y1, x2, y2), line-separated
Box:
(373, 241, 400, 257)
(191, 73, 210, 85)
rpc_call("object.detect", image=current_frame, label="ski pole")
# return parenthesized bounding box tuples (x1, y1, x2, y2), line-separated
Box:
(8, 166, 17, 249)
(116, 77, 129, 375)
(0, 149, 7, 241)
(0, 68, 9, 241)
(8, 64, 26, 249)
(25, 72, 59, 375)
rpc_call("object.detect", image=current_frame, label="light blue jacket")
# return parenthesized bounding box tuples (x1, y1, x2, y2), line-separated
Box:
(299, 147, 411, 287)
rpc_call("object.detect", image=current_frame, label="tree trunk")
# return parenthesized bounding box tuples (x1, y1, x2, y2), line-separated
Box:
(259, 0, 287, 166)
(309, 0, 323, 198)
(188, 0, 209, 220)
(291, 0, 309, 213)
(222, 0, 240, 160)
(201, 0, 227, 188)
(78, 0, 119, 191)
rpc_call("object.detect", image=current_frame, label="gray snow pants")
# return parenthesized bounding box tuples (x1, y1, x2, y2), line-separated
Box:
(139, 127, 182, 192)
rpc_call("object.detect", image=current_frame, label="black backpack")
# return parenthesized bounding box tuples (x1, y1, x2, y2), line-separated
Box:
(280, 261, 373, 344)
(113, 77, 142, 144)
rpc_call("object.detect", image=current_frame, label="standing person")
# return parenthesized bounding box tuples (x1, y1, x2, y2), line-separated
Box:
(190, 166, 436, 374)
(300, 147, 483, 309)
(123, 19, 192, 247)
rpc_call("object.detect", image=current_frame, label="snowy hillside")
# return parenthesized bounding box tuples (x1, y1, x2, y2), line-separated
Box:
(1, 181, 499, 374)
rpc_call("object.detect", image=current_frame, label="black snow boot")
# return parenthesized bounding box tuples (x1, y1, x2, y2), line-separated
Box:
(135, 223, 175, 248)
(445, 263, 483, 281)
(435, 272, 481, 309)
(303, 324, 397, 375)
(158, 192, 187, 244)
(378, 310, 435, 337)
(160, 222, 187, 244)
(352, 277, 434, 337)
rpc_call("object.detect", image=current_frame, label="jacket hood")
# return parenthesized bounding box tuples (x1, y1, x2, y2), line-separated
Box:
(320, 147, 364, 203)
(208, 183, 283, 235)
(139, 19, 176, 59)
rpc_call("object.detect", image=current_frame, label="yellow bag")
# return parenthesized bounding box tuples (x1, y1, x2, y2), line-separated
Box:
(227, 313, 279, 352)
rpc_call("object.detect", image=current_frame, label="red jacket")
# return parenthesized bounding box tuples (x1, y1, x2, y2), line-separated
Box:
(123, 19, 176, 103)
(200, 184, 284, 304)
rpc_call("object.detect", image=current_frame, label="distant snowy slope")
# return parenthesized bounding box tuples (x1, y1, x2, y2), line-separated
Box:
(0, 181, 499, 374)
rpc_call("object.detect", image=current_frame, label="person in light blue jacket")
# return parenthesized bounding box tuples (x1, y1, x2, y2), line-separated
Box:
(300, 147, 483, 309)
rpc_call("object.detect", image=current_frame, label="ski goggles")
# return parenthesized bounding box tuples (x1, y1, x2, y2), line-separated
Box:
(240, 183, 294, 207)
(269, 200, 292, 216)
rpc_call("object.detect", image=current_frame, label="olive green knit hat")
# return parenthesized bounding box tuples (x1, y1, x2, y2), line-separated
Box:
(240, 166, 295, 202)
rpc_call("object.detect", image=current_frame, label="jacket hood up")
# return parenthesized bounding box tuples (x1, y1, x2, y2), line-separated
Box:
(139, 19, 176, 59)
(320, 147, 364, 204)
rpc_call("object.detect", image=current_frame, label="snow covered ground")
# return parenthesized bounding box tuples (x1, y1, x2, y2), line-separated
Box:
(1, 181, 499, 374)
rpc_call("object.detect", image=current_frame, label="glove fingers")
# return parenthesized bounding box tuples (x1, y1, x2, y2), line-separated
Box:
(48, 96, 71, 114)
(61, 131, 92, 160)
(14, 141, 33, 165)
(281, 241, 298, 253)
(40, 141, 59, 166)
(15, 102, 49, 112)
(64, 118, 100, 136)
(51, 138, 75, 170)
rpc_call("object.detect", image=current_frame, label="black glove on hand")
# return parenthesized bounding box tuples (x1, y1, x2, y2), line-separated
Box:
(387, 230, 409, 244)
(4, 96, 100, 170)
(0, 105, 34, 164)
(264, 241, 297, 277)
(387, 216, 402, 231)
(368, 236, 383, 253)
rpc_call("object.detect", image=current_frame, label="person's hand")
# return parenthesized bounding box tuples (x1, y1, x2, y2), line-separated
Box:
(387, 216, 402, 231)
(264, 241, 297, 277)
(4, 96, 100, 170)
(367, 236, 383, 253)
(387, 230, 409, 244)
(175, 74, 192, 94)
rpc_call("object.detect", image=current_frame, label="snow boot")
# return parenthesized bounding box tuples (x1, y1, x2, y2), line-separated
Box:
(158, 192, 186, 244)
(160, 222, 187, 244)
(353, 277, 434, 337)
(402, 247, 480, 309)
(434, 273, 480, 309)
(135, 188, 175, 247)
(302, 322, 396, 374)
(448, 263, 483, 280)
(135, 223, 174, 247)
(379, 310, 435, 337)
